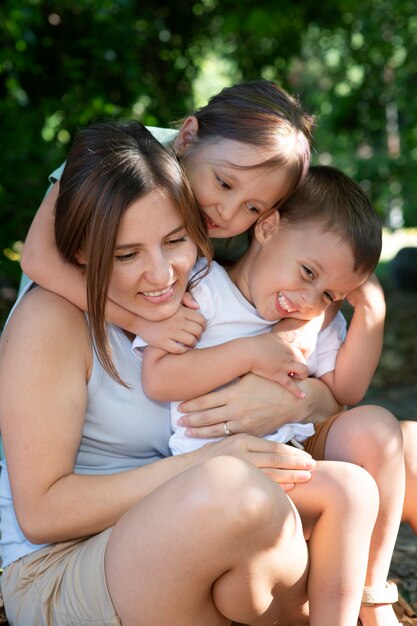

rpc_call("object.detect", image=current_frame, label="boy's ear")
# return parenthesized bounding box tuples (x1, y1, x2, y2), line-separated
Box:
(174, 116, 199, 155)
(254, 210, 280, 245)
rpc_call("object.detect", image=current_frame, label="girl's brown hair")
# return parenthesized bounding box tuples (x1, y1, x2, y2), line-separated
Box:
(181, 78, 315, 204)
(55, 121, 212, 384)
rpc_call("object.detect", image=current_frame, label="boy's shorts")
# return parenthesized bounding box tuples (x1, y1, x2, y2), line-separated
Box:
(302, 412, 344, 460)
(1, 527, 121, 626)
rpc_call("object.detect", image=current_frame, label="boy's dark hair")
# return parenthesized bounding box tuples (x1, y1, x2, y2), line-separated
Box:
(278, 165, 382, 275)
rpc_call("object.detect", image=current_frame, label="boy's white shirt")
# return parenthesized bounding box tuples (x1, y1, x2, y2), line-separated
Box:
(132, 259, 346, 455)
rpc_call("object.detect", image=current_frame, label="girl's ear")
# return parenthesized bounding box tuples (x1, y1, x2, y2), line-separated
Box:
(254, 210, 280, 245)
(174, 116, 199, 155)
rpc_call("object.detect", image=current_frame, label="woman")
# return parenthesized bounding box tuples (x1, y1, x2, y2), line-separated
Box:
(0, 120, 324, 626)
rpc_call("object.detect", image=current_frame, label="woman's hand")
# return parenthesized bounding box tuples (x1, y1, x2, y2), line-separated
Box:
(178, 373, 341, 439)
(132, 304, 206, 353)
(190, 432, 316, 492)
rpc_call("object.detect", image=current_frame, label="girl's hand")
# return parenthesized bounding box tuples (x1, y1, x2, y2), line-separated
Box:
(178, 373, 340, 439)
(134, 305, 206, 354)
(191, 433, 315, 491)
(345, 273, 385, 313)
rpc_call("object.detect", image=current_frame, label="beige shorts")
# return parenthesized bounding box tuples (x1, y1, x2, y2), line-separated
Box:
(1, 528, 121, 626)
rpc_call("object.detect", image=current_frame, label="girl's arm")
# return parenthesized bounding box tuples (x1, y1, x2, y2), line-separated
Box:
(20, 183, 205, 352)
(142, 332, 308, 402)
(319, 274, 386, 406)
(0, 290, 314, 544)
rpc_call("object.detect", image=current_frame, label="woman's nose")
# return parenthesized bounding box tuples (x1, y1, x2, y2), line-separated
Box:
(145, 252, 174, 286)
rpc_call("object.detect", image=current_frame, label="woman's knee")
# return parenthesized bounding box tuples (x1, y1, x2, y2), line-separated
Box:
(189, 456, 295, 533)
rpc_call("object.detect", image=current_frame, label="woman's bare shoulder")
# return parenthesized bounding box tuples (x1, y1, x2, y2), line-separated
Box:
(2, 286, 90, 350)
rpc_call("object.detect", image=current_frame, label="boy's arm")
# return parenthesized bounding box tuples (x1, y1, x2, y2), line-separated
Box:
(142, 332, 309, 402)
(320, 274, 386, 406)
(20, 183, 205, 352)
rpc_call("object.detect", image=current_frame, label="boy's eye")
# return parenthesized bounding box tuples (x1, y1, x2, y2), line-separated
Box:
(302, 265, 315, 280)
(216, 175, 231, 190)
(323, 291, 334, 304)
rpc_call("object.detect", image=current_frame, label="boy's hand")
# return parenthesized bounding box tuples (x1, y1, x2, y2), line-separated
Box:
(272, 314, 325, 360)
(247, 333, 308, 398)
(134, 305, 206, 354)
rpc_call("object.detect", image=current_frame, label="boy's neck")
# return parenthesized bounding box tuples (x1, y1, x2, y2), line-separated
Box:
(226, 244, 258, 306)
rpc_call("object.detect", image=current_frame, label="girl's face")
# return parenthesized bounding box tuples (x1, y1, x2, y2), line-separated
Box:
(181, 138, 290, 239)
(235, 215, 367, 322)
(108, 188, 198, 322)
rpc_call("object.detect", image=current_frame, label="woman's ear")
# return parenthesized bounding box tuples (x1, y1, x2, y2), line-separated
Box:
(174, 116, 199, 155)
(75, 249, 86, 266)
(254, 210, 280, 245)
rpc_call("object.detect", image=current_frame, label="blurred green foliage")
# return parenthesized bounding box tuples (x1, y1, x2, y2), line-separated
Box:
(1, 0, 417, 286)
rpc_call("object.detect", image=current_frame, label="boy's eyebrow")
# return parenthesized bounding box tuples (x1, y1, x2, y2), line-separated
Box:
(114, 225, 186, 250)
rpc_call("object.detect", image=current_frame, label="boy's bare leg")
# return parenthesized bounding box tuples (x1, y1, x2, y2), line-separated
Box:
(288, 460, 378, 626)
(324, 406, 404, 626)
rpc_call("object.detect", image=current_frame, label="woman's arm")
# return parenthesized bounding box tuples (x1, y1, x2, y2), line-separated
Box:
(177, 373, 342, 440)
(319, 274, 386, 405)
(0, 292, 315, 544)
(142, 332, 308, 402)
(20, 183, 205, 352)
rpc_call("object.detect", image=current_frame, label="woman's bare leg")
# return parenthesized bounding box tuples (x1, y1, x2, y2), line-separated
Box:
(324, 406, 404, 626)
(105, 456, 310, 626)
(401, 420, 417, 533)
(289, 460, 378, 626)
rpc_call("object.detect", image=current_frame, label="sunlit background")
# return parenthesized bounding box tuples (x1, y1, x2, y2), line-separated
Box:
(1, 0, 417, 322)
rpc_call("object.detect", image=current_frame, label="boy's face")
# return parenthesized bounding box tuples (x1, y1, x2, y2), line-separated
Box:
(242, 217, 368, 322)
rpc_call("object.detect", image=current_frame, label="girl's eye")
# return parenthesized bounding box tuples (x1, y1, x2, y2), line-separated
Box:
(246, 203, 261, 215)
(302, 265, 315, 280)
(115, 252, 137, 262)
(166, 236, 188, 247)
(323, 291, 334, 304)
(216, 175, 231, 190)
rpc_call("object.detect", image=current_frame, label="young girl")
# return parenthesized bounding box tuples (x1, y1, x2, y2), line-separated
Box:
(0, 120, 324, 626)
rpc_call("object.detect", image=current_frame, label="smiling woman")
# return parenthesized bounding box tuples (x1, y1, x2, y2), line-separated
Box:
(0, 119, 321, 626)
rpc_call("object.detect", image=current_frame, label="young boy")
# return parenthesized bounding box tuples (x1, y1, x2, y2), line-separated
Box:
(137, 166, 402, 626)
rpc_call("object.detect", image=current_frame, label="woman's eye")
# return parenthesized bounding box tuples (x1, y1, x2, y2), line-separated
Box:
(216, 175, 231, 190)
(323, 291, 334, 304)
(166, 236, 188, 247)
(115, 252, 136, 262)
(302, 265, 315, 279)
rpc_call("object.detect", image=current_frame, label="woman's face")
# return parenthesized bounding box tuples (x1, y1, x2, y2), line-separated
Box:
(181, 138, 289, 239)
(108, 188, 198, 322)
